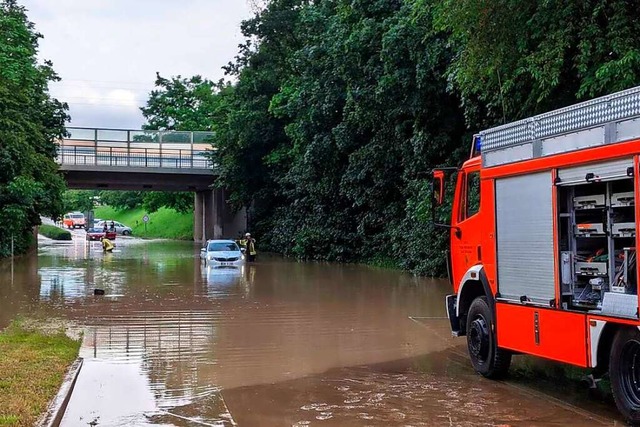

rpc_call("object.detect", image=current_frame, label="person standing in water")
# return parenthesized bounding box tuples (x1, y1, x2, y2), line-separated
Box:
(101, 236, 115, 252)
(244, 233, 257, 262)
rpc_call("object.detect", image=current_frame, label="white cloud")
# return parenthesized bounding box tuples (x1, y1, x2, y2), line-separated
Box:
(21, 0, 253, 129)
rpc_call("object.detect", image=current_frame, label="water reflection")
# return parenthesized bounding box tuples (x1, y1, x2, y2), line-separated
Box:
(2, 239, 620, 426)
(64, 310, 226, 426)
(55, 246, 442, 426)
(202, 264, 252, 298)
(58, 248, 258, 426)
(0, 253, 40, 327)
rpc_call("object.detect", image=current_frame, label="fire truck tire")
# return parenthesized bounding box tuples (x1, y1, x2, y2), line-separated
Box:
(466, 296, 511, 379)
(610, 327, 640, 425)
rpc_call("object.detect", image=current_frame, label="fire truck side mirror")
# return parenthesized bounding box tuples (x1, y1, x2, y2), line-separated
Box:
(432, 170, 445, 206)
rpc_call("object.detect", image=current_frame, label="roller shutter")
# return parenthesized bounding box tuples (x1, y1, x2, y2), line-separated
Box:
(496, 171, 555, 304)
(557, 158, 633, 185)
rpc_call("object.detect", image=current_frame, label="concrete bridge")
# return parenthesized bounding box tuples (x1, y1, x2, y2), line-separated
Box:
(57, 127, 246, 242)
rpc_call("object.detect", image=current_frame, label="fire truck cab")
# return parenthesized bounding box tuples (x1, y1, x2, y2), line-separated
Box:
(436, 86, 640, 424)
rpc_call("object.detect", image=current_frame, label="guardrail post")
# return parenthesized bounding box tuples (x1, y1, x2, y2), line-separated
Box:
(159, 140, 163, 168)
(127, 130, 131, 166)
(94, 128, 98, 165)
(145, 148, 148, 167)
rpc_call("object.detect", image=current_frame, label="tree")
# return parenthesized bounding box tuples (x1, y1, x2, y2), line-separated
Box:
(437, 0, 640, 125)
(63, 190, 99, 213)
(98, 191, 144, 210)
(96, 190, 191, 213)
(137, 0, 640, 276)
(235, 0, 466, 270)
(213, 0, 306, 244)
(139, 74, 228, 214)
(142, 192, 193, 213)
(141, 74, 221, 131)
(0, 0, 69, 257)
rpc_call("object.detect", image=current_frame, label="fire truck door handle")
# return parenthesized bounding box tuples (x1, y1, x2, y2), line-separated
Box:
(477, 246, 482, 260)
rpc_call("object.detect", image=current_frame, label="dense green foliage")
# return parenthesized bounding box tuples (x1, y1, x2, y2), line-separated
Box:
(0, 0, 68, 257)
(62, 190, 97, 213)
(214, 0, 469, 274)
(63, 190, 193, 214)
(38, 224, 71, 241)
(140, 192, 193, 214)
(438, 0, 640, 124)
(141, 74, 225, 132)
(94, 206, 194, 240)
(145, 0, 640, 274)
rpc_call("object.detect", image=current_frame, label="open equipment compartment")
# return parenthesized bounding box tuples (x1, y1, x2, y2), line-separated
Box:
(557, 162, 637, 313)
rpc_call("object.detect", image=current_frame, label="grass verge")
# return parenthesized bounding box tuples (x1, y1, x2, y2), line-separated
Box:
(94, 206, 194, 240)
(0, 319, 81, 427)
(38, 224, 71, 241)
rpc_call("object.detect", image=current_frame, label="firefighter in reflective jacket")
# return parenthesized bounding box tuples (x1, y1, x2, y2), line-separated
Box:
(243, 233, 257, 262)
(101, 236, 115, 252)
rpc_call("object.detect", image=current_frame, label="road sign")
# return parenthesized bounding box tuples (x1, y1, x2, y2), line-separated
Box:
(142, 215, 149, 223)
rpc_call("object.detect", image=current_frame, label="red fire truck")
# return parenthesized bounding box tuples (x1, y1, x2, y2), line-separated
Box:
(433, 86, 640, 423)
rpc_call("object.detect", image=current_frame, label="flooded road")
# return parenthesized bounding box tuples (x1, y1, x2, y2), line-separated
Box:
(0, 239, 623, 426)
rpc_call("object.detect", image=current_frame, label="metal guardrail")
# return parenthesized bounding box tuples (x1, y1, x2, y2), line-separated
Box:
(57, 127, 217, 170)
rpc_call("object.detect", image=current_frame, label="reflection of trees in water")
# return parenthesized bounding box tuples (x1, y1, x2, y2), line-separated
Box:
(0, 253, 40, 327)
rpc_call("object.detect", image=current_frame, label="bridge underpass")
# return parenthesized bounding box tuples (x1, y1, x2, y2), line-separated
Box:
(58, 127, 246, 242)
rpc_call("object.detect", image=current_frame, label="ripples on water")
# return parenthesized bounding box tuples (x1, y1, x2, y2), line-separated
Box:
(0, 238, 621, 426)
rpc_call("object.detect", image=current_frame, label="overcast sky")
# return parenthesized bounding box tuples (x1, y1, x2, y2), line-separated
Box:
(20, 0, 253, 129)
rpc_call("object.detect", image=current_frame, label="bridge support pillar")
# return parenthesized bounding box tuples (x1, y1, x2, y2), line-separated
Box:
(194, 191, 214, 242)
(194, 189, 246, 242)
(212, 189, 224, 239)
(194, 192, 204, 242)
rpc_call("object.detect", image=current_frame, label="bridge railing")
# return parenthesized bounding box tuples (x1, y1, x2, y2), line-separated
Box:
(58, 127, 217, 170)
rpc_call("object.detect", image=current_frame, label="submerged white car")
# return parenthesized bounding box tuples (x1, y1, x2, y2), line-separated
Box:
(200, 240, 245, 267)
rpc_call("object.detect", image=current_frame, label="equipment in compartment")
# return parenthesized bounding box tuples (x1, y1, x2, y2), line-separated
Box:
(575, 261, 607, 276)
(557, 176, 637, 311)
(589, 277, 606, 291)
(575, 223, 605, 236)
(611, 191, 635, 207)
(612, 247, 637, 294)
(612, 222, 636, 237)
(573, 194, 605, 209)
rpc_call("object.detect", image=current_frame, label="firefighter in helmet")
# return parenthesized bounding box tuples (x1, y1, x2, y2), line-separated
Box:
(244, 232, 257, 262)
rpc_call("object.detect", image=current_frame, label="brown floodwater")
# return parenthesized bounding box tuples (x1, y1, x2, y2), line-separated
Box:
(0, 238, 624, 426)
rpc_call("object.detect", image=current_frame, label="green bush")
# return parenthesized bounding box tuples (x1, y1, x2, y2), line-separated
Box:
(39, 224, 72, 241)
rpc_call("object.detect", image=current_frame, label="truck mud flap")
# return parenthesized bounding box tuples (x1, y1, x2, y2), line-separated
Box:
(445, 294, 461, 336)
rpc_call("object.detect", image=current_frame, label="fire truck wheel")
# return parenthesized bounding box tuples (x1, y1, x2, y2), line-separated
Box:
(466, 296, 511, 379)
(610, 327, 640, 424)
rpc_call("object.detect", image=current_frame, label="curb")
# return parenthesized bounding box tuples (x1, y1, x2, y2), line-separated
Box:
(37, 357, 83, 427)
